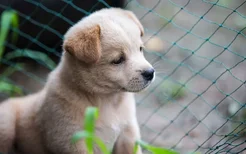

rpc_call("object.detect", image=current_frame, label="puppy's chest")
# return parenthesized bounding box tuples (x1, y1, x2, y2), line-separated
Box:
(95, 122, 122, 149)
(95, 107, 126, 150)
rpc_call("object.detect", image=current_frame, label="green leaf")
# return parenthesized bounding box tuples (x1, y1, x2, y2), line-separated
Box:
(84, 107, 99, 134)
(136, 140, 178, 154)
(9, 11, 19, 43)
(71, 131, 90, 145)
(0, 81, 23, 96)
(71, 107, 99, 154)
(83, 107, 99, 154)
(71, 131, 110, 154)
(4, 49, 56, 69)
(0, 63, 24, 79)
(134, 142, 139, 154)
(93, 136, 110, 154)
(0, 10, 19, 59)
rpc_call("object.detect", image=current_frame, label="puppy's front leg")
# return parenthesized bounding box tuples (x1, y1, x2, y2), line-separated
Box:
(112, 120, 142, 154)
(43, 123, 87, 154)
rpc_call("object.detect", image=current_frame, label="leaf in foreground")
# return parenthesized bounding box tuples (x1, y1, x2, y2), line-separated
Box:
(72, 131, 110, 154)
(135, 140, 179, 154)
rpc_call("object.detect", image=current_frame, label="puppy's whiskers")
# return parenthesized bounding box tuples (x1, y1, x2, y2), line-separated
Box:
(154, 68, 171, 76)
(152, 59, 161, 68)
(153, 63, 165, 70)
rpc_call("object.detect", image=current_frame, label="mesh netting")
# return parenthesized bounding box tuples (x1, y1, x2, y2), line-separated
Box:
(0, 0, 246, 153)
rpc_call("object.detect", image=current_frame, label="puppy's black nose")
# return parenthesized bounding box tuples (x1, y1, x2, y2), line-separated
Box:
(141, 68, 155, 81)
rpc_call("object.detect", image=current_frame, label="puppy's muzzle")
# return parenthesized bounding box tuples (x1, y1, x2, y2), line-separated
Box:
(141, 68, 155, 81)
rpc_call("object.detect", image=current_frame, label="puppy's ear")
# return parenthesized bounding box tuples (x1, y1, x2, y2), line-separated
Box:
(125, 11, 144, 37)
(63, 25, 101, 64)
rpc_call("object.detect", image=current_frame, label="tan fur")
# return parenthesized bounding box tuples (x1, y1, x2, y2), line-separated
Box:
(64, 25, 101, 64)
(0, 8, 154, 154)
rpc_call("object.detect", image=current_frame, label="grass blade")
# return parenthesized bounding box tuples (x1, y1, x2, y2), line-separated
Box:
(71, 131, 110, 154)
(9, 11, 19, 43)
(4, 49, 56, 69)
(0, 81, 23, 96)
(84, 107, 99, 154)
(84, 107, 99, 134)
(94, 136, 110, 154)
(0, 63, 24, 79)
(71, 107, 99, 154)
(136, 140, 178, 154)
(0, 10, 19, 59)
(71, 131, 90, 145)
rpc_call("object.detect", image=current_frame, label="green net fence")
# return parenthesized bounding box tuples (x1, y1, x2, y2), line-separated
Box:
(0, 0, 246, 153)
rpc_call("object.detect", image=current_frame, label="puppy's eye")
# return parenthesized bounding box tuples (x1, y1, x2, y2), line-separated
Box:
(111, 56, 125, 65)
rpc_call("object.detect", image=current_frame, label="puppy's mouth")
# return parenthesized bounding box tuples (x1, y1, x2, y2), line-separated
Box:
(122, 80, 152, 93)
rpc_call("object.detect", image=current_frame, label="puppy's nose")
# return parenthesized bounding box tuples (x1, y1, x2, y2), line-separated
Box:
(141, 68, 155, 81)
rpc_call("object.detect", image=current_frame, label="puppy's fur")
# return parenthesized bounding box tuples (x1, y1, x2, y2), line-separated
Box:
(0, 8, 154, 154)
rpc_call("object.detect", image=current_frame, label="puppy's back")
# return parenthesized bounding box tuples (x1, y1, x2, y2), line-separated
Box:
(0, 92, 46, 154)
(0, 98, 18, 153)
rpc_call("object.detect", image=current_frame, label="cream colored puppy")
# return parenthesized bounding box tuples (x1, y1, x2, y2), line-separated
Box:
(0, 8, 155, 154)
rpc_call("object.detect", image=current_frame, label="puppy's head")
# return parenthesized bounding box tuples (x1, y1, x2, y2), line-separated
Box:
(63, 8, 154, 93)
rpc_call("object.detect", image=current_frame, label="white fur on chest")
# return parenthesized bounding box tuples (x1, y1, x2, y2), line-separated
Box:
(95, 121, 122, 150)
(93, 93, 136, 150)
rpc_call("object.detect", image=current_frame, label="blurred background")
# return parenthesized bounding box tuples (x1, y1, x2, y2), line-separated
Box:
(0, 0, 246, 153)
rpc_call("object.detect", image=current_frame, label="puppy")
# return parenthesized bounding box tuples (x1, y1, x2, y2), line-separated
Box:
(0, 8, 155, 154)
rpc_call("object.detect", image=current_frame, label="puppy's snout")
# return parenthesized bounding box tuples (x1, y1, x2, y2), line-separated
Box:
(141, 68, 155, 81)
